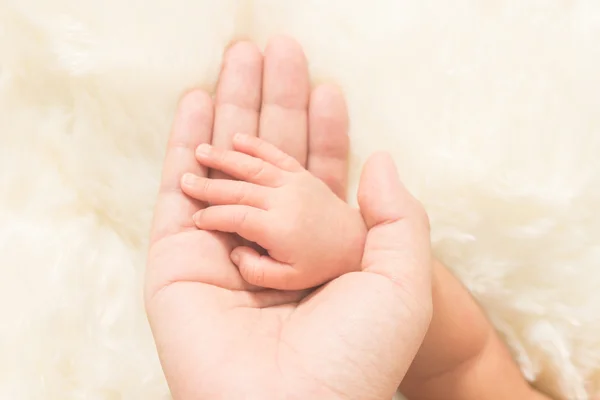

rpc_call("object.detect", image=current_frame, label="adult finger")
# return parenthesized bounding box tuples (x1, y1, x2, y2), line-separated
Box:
(150, 91, 214, 244)
(358, 152, 432, 304)
(307, 84, 350, 199)
(211, 41, 263, 179)
(259, 36, 309, 165)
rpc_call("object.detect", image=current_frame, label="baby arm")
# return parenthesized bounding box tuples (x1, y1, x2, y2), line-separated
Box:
(400, 260, 551, 400)
(180, 133, 367, 291)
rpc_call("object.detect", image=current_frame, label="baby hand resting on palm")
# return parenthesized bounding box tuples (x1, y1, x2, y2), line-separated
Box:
(181, 133, 367, 290)
(179, 133, 548, 400)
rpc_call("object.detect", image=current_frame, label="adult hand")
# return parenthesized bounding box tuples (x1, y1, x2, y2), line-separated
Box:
(145, 36, 433, 399)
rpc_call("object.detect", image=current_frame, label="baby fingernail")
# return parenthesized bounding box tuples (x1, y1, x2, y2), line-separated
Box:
(196, 143, 211, 156)
(234, 132, 247, 142)
(230, 251, 240, 263)
(192, 210, 202, 223)
(182, 173, 197, 186)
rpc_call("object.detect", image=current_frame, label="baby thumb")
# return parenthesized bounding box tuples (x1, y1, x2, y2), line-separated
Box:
(357, 152, 432, 305)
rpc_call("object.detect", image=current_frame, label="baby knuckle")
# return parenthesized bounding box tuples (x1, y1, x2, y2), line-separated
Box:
(232, 208, 249, 227)
(200, 178, 212, 195)
(245, 160, 268, 180)
(232, 181, 248, 204)
(273, 150, 291, 166)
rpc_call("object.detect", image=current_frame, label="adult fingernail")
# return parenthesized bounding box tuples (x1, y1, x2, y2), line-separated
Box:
(196, 143, 211, 157)
(192, 210, 203, 224)
(230, 251, 240, 264)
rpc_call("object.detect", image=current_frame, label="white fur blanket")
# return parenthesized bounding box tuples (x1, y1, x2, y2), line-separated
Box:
(1, 1, 599, 399)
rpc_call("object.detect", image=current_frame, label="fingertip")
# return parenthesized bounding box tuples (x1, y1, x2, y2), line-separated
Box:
(358, 152, 430, 232)
(231, 132, 257, 154)
(170, 90, 214, 148)
(195, 143, 212, 159)
(360, 152, 399, 190)
(181, 172, 198, 188)
(232, 245, 259, 256)
(222, 41, 263, 74)
(230, 249, 241, 265)
(232, 132, 251, 145)
(265, 35, 305, 57)
(311, 84, 348, 118)
(309, 84, 350, 151)
(231, 245, 257, 263)
(263, 35, 309, 109)
(233, 246, 265, 287)
(358, 152, 406, 228)
(192, 210, 203, 226)
(367, 151, 398, 178)
(224, 39, 260, 55)
(179, 90, 213, 116)
(220, 42, 264, 105)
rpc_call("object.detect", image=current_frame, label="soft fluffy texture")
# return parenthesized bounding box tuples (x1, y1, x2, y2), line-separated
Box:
(1, 1, 599, 399)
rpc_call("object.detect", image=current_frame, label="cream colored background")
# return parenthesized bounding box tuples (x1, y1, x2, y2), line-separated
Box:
(1, 1, 599, 399)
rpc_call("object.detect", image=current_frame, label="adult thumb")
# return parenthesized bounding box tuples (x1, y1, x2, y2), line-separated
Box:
(357, 152, 432, 306)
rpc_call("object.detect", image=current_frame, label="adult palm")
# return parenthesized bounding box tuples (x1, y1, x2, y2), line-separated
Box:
(145, 38, 432, 400)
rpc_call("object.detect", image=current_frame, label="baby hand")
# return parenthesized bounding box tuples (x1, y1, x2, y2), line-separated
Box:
(181, 133, 367, 291)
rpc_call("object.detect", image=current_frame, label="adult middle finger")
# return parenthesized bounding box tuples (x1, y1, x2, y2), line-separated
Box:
(259, 36, 310, 166)
(210, 40, 263, 179)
